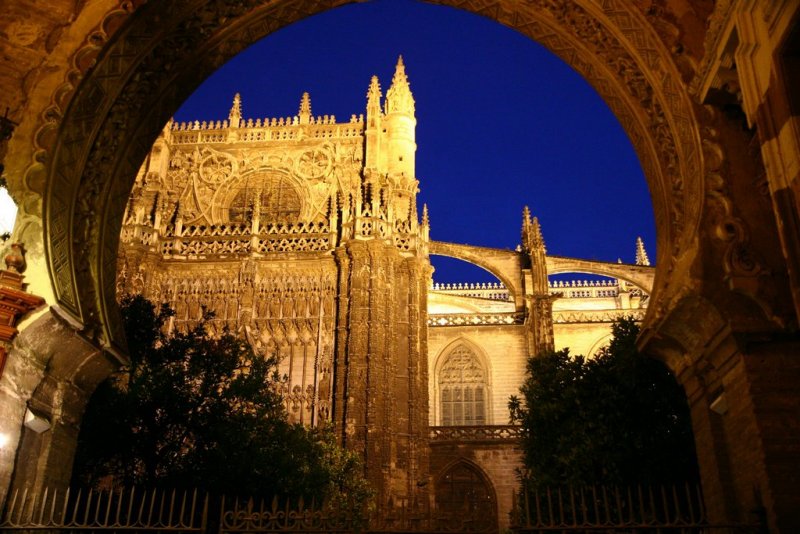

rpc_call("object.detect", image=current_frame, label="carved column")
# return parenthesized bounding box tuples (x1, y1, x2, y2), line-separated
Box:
(332, 238, 430, 510)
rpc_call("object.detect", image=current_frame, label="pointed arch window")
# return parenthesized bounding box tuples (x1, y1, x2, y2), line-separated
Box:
(439, 345, 487, 426)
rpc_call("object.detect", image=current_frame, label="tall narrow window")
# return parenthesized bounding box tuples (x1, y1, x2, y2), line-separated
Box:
(439, 345, 487, 426)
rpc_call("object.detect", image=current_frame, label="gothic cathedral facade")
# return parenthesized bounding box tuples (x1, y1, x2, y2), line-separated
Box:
(117, 58, 653, 522)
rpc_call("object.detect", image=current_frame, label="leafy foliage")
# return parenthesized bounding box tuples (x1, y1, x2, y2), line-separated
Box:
(73, 295, 372, 509)
(509, 318, 698, 488)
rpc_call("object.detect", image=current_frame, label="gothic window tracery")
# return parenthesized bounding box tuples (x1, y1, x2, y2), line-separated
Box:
(439, 345, 487, 426)
(228, 175, 301, 222)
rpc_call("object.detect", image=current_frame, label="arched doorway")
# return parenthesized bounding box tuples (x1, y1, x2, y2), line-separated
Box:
(434, 460, 497, 532)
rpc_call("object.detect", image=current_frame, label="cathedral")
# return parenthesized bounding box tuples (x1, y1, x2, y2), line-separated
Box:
(3, 2, 799, 531)
(116, 58, 653, 527)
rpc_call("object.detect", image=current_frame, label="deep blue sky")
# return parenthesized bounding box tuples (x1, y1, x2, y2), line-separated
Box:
(174, 0, 655, 283)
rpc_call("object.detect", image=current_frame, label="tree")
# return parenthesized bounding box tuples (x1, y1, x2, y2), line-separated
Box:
(509, 317, 698, 489)
(73, 295, 372, 509)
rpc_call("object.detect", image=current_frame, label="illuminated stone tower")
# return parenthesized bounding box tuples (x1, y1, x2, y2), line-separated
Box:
(333, 56, 431, 507)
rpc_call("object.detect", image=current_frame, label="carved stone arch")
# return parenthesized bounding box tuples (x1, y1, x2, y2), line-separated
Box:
(40, 0, 706, 354)
(433, 457, 498, 529)
(429, 242, 524, 306)
(639, 293, 731, 379)
(587, 332, 613, 358)
(433, 337, 492, 426)
(5, 311, 122, 495)
(546, 257, 655, 294)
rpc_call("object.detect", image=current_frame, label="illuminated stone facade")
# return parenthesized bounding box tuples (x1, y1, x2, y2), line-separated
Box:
(3, 1, 800, 532)
(116, 59, 653, 522)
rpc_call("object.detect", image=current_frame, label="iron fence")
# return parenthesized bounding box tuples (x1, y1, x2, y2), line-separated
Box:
(0, 485, 762, 533)
(509, 483, 763, 533)
(0, 487, 207, 531)
(0, 487, 495, 533)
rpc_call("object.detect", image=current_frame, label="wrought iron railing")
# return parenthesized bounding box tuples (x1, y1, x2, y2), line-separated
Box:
(0, 487, 207, 531)
(509, 483, 762, 533)
(0, 485, 760, 533)
(0, 487, 496, 533)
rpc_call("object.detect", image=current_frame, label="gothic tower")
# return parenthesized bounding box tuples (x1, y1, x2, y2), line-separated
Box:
(334, 56, 431, 509)
(117, 57, 432, 509)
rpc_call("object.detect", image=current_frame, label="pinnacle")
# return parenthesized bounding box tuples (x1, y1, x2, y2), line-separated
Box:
(298, 92, 312, 124)
(391, 55, 409, 86)
(367, 75, 382, 100)
(522, 206, 532, 227)
(635, 236, 650, 266)
(229, 92, 242, 126)
(386, 56, 414, 115)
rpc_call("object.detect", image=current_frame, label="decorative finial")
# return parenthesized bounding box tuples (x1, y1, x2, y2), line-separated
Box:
(635, 236, 650, 266)
(386, 56, 415, 115)
(298, 92, 312, 125)
(422, 203, 429, 226)
(3, 242, 25, 274)
(229, 93, 242, 127)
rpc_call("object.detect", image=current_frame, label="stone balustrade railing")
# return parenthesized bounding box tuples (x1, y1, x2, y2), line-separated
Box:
(427, 312, 525, 327)
(432, 279, 647, 301)
(429, 425, 521, 442)
(168, 115, 365, 144)
(122, 219, 335, 257)
(430, 282, 510, 301)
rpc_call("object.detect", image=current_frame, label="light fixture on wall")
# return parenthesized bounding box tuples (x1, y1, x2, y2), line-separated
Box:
(24, 408, 51, 434)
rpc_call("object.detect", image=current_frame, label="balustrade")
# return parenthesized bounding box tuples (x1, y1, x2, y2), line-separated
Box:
(428, 312, 524, 327)
(429, 425, 521, 442)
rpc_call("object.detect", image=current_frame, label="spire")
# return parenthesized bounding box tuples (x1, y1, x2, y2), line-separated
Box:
(367, 76, 382, 108)
(521, 206, 547, 254)
(531, 217, 546, 253)
(298, 92, 312, 125)
(521, 206, 533, 251)
(522, 206, 532, 232)
(229, 93, 242, 127)
(635, 236, 650, 266)
(421, 203, 429, 227)
(385, 56, 415, 115)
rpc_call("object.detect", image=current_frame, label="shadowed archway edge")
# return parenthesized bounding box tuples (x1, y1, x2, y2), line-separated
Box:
(43, 0, 705, 353)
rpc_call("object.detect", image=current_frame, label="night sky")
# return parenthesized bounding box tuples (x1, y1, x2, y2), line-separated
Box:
(173, 0, 655, 284)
